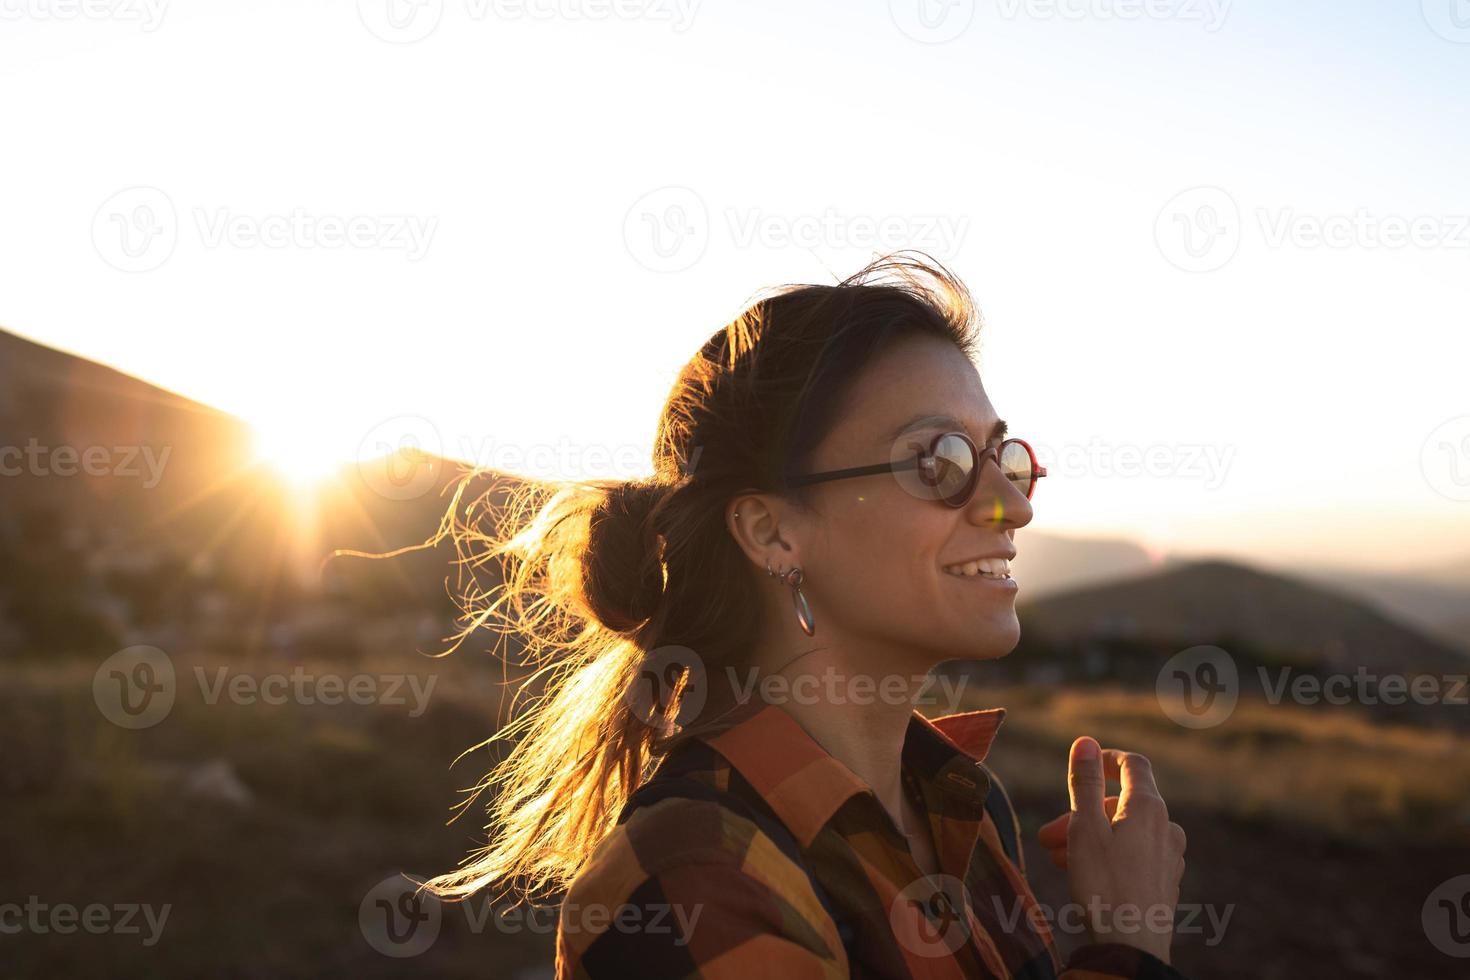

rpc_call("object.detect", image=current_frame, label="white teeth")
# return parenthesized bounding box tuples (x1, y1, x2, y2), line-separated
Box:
(943, 557, 1012, 579)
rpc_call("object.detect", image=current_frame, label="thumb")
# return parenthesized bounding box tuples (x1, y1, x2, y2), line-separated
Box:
(1067, 736, 1106, 827)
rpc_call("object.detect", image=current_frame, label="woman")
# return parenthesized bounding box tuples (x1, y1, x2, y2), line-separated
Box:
(424, 255, 1189, 978)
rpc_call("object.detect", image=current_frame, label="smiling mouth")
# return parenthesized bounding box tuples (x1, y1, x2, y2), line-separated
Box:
(941, 557, 1013, 581)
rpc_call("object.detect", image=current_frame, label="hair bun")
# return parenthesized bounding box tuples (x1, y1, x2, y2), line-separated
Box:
(581, 480, 666, 632)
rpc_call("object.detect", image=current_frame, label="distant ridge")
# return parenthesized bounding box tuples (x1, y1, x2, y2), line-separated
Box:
(1020, 558, 1469, 675)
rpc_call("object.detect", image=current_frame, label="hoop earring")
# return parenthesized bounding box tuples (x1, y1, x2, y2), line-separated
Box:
(779, 566, 816, 637)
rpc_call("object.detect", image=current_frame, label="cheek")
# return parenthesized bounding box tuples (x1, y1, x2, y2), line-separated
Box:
(817, 502, 949, 607)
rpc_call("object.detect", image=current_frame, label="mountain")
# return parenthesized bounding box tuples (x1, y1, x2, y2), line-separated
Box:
(1415, 554, 1470, 590)
(1296, 567, 1470, 655)
(1019, 559, 1469, 677)
(0, 326, 518, 657)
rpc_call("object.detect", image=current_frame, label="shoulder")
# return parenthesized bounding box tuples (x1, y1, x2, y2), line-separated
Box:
(555, 793, 846, 978)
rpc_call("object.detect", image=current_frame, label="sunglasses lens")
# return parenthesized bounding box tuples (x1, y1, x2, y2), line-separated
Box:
(931, 433, 977, 505)
(999, 440, 1035, 498)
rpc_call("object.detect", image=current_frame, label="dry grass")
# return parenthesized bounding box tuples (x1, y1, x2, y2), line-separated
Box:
(954, 684, 1470, 842)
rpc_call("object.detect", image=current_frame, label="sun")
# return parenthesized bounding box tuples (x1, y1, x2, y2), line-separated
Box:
(250, 420, 345, 489)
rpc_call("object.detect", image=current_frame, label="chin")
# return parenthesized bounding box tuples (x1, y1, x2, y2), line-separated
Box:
(955, 616, 1021, 661)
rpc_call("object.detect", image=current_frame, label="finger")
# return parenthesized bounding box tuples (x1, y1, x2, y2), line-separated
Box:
(1102, 749, 1163, 815)
(1039, 796, 1118, 848)
(1067, 736, 1106, 826)
(1037, 812, 1070, 847)
(1049, 847, 1068, 870)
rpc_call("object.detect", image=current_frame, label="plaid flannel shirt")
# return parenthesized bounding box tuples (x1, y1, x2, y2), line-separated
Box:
(555, 701, 1190, 979)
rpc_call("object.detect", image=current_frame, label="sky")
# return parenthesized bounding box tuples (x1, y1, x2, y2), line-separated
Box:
(2, 0, 1468, 574)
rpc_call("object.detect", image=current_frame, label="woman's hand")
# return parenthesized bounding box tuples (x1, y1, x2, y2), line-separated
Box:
(1034, 736, 1187, 964)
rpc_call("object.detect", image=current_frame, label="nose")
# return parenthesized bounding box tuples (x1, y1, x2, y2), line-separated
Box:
(965, 454, 1033, 530)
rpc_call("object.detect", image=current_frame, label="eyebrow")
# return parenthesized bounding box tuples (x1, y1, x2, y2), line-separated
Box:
(887, 413, 1008, 444)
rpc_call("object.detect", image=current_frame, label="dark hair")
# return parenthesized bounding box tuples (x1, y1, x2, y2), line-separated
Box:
(423, 251, 981, 902)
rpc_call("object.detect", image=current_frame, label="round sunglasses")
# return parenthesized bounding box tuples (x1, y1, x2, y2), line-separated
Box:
(786, 432, 1046, 507)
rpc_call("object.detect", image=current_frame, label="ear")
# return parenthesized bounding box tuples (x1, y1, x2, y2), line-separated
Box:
(725, 489, 798, 572)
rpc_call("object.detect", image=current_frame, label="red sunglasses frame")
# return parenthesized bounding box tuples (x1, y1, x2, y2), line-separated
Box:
(786, 432, 1047, 506)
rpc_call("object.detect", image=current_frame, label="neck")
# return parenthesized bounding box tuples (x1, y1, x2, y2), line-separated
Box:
(757, 639, 922, 830)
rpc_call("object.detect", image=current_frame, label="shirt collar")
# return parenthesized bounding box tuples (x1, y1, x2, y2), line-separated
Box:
(702, 702, 1006, 848)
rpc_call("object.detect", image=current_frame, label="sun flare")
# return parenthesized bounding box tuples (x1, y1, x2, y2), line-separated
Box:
(250, 421, 345, 489)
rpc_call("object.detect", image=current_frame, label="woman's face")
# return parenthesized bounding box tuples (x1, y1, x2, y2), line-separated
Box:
(790, 333, 1034, 669)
